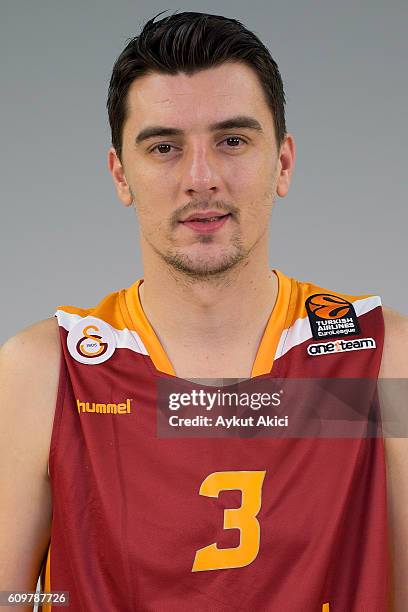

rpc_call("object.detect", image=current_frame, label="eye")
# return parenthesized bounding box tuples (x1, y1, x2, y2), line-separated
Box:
(150, 143, 176, 155)
(220, 136, 247, 148)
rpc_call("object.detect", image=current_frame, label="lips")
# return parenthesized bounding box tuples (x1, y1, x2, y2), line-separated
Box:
(180, 212, 231, 234)
(181, 211, 231, 223)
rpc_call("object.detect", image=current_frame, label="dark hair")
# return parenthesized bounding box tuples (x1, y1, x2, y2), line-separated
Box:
(107, 10, 287, 161)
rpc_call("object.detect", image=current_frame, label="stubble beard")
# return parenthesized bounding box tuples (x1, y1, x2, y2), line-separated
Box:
(159, 231, 250, 280)
(145, 199, 252, 281)
(139, 196, 271, 282)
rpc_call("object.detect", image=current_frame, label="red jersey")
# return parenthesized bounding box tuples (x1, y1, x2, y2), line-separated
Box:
(41, 269, 389, 611)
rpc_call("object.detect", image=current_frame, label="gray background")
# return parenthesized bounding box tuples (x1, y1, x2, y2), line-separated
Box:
(1, 0, 407, 345)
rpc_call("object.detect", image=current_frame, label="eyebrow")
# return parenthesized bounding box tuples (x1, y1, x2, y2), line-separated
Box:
(134, 115, 263, 145)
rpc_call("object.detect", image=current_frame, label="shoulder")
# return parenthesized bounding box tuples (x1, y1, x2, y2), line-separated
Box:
(1, 316, 60, 352)
(379, 307, 408, 607)
(0, 319, 60, 589)
(1, 317, 60, 381)
(0, 317, 61, 473)
(380, 305, 408, 378)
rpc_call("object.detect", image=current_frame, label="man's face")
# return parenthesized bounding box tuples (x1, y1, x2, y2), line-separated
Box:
(109, 61, 295, 278)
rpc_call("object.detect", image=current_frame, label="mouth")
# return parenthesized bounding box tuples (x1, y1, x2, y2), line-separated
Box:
(180, 213, 232, 233)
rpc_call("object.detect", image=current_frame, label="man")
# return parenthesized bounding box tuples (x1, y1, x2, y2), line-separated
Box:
(1, 11, 407, 611)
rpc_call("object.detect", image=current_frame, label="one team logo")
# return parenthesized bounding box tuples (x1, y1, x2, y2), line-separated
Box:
(305, 294, 360, 340)
(307, 337, 376, 356)
(67, 317, 116, 365)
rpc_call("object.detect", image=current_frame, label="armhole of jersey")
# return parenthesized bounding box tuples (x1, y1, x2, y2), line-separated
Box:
(378, 300, 385, 376)
(362, 296, 385, 381)
(42, 322, 68, 605)
(376, 302, 387, 435)
(39, 543, 52, 611)
(47, 320, 68, 480)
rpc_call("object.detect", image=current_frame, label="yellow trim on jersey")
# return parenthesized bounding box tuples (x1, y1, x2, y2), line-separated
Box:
(122, 269, 292, 378)
(57, 291, 130, 331)
(121, 279, 176, 375)
(251, 269, 292, 377)
(290, 277, 374, 321)
(42, 544, 51, 611)
(57, 271, 379, 377)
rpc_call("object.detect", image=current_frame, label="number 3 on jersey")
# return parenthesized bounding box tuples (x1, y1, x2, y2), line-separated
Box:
(192, 470, 266, 572)
(192, 472, 331, 612)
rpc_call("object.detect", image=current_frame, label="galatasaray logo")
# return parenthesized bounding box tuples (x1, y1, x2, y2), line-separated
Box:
(77, 325, 108, 358)
(67, 317, 116, 365)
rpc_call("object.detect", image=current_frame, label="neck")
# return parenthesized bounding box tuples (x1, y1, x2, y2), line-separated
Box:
(138, 246, 278, 349)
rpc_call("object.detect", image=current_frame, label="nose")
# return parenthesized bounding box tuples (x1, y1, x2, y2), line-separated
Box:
(181, 143, 221, 197)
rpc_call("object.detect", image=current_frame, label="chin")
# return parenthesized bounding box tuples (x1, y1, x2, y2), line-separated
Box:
(162, 248, 247, 278)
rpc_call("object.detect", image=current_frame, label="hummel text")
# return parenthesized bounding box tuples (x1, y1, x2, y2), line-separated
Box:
(76, 398, 132, 414)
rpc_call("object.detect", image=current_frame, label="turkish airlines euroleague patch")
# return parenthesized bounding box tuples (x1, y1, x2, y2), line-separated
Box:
(67, 316, 116, 365)
(305, 294, 360, 340)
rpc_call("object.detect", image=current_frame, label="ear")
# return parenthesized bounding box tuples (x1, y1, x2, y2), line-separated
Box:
(276, 134, 296, 198)
(107, 147, 133, 207)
